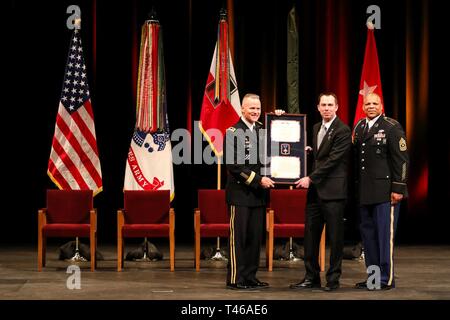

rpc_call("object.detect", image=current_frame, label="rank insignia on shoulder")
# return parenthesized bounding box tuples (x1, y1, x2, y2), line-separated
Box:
(399, 137, 407, 151)
(227, 127, 236, 132)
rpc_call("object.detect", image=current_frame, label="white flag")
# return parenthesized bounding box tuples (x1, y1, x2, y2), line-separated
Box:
(124, 19, 174, 201)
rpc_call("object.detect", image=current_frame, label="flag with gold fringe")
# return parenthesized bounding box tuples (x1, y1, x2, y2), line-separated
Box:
(124, 18, 174, 201)
(48, 26, 102, 195)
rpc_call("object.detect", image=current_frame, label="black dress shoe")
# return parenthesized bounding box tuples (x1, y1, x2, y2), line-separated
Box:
(368, 284, 394, 291)
(247, 279, 269, 288)
(323, 282, 339, 292)
(289, 279, 321, 289)
(366, 283, 395, 291)
(226, 283, 253, 290)
(355, 281, 367, 289)
(381, 284, 394, 290)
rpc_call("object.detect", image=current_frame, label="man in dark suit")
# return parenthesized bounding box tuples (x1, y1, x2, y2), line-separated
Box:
(223, 93, 275, 290)
(353, 92, 408, 290)
(290, 92, 352, 292)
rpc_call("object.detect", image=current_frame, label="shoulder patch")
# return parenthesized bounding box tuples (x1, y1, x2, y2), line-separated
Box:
(399, 137, 407, 151)
(227, 127, 236, 132)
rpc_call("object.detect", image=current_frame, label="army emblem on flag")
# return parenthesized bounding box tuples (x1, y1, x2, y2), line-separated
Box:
(124, 19, 174, 201)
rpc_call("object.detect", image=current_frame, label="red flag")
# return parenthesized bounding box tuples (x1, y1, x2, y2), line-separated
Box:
(48, 28, 102, 195)
(353, 24, 384, 128)
(199, 11, 241, 156)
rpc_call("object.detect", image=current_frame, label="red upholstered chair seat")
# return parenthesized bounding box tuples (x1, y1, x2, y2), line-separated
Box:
(273, 224, 306, 238)
(117, 190, 175, 271)
(194, 189, 229, 271)
(42, 224, 91, 237)
(122, 224, 170, 238)
(38, 189, 97, 271)
(198, 224, 229, 238)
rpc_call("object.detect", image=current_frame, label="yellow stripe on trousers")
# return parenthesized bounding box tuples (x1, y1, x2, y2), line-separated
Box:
(388, 205, 394, 286)
(230, 205, 237, 284)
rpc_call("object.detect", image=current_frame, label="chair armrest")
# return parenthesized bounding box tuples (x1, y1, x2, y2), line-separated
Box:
(90, 209, 97, 230)
(194, 209, 200, 232)
(170, 208, 175, 230)
(117, 209, 125, 227)
(38, 209, 47, 228)
(266, 209, 274, 232)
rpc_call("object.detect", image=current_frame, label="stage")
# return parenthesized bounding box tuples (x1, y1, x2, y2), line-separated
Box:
(1, 244, 449, 300)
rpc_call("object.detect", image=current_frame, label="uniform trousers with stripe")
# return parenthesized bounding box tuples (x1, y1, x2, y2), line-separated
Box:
(227, 205, 265, 285)
(359, 202, 400, 287)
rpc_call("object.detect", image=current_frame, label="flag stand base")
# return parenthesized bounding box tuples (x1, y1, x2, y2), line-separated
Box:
(288, 237, 301, 261)
(210, 237, 227, 261)
(66, 237, 88, 262)
(135, 238, 153, 262)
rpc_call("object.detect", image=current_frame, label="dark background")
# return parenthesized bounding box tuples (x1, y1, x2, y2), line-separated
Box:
(4, 0, 449, 246)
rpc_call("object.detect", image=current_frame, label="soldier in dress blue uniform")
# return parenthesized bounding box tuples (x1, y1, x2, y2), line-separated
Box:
(353, 93, 409, 290)
(223, 93, 275, 290)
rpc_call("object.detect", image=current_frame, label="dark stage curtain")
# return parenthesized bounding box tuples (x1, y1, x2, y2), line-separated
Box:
(5, 0, 448, 244)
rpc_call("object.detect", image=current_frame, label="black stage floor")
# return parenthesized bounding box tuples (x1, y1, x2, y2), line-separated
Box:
(1, 244, 449, 300)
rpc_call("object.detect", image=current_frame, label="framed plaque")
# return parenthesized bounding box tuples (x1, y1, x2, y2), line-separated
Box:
(264, 113, 307, 184)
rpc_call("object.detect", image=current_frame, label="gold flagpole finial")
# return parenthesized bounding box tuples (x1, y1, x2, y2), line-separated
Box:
(74, 17, 81, 29)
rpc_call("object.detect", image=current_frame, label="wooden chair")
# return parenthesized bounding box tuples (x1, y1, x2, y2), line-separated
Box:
(117, 190, 175, 271)
(266, 189, 325, 272)
(194, 189, 229, 271)
(38, 190, 97, 271)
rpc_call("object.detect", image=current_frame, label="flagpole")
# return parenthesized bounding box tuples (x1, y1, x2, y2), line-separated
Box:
(211, 154, 226, 261)
(202, 8, 238, 263)
(217, 156, 221, 190)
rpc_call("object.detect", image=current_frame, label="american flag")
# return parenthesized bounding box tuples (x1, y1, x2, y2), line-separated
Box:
(48, 29, 102, 195)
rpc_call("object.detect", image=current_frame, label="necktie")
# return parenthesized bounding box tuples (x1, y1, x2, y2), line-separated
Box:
(362, 121, 369, 138)
(317, 124, 327, 148)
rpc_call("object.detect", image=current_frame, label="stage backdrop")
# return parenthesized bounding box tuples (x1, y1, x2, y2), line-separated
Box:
(4, 0, 449, 244)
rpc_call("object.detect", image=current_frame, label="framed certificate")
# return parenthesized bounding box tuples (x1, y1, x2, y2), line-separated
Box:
(264, 113, 307, 184)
